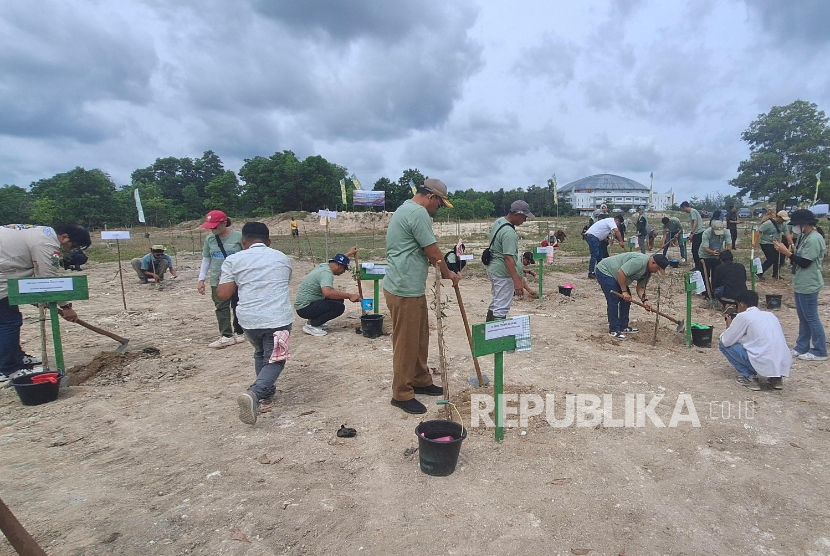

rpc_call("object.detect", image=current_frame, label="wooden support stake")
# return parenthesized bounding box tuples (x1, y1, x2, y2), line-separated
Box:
(0, 495, 48, 556)
(433, 264, 450, 419)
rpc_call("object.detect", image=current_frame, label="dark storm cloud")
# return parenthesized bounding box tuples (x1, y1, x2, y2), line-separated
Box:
(0, 3, 157, 142)
(179, 1, 484, 142)
(743, 0, 830, 49)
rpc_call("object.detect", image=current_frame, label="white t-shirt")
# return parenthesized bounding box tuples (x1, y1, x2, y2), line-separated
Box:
(719, 307, 791, 377)
(218, 243, 294, 329)
(586, 218, 619, 241)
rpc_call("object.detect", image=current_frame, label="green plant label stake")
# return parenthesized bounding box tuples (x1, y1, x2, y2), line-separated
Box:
(358, 264, 386, 314)
(472, 321, 520, 441)
(532, 247, 547, 299)
(7, 276, 90, 376)
(683, 272, 696, 348)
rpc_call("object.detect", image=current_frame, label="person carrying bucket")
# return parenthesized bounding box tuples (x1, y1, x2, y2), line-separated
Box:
(383, 179, 461, 415)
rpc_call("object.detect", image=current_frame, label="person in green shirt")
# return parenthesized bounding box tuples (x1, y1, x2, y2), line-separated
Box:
(198, 210, 245, 349)
(295, 249, 360, 336)
(681, 201, 704, 271)
(660, 216, 686, 260)
(774, 209, 827, 361)
(383, 179, 461, 414)
(595, 252, 669, 339)
(485, 200, 534, 322)
(752, 210, 789, 279)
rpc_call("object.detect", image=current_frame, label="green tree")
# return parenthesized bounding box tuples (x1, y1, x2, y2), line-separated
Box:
(29, 197, 61, 225)
(0, 185, 32, 224)
(204, 171, 242, 214)
(730, 100, 830, 204)
(30, 167, 118, 228)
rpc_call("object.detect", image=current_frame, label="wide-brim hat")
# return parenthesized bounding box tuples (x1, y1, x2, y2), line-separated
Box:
(789, 209, 818, 226)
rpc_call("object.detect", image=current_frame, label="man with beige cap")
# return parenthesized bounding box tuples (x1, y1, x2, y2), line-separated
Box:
(485, 200, 534, 322)
(383, 178, 461, 414)
(753, 210, 790, 279)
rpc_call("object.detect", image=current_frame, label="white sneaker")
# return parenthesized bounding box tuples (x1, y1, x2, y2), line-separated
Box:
(208, 336, 236, 349)
(791, 348, 804, 357)
(798, 352, 828, 361)
(234, 333, 247, 344)
(319, 323, 330, 330)
(303, 324, 327, 337)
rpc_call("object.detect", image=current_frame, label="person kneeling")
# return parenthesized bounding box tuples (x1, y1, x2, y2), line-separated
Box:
(294, 250, 360, 336)
(719, 290, 791, 390)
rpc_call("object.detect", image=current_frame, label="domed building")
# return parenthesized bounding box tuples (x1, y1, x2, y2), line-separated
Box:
(557, 174, 674, 214)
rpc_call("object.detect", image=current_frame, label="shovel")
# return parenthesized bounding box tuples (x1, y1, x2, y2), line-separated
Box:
(64, 315, 130, 353)
(453, 284, 489, 387)
(611, 291, 685, 333)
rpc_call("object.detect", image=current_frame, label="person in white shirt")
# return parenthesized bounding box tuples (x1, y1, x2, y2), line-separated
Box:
(216, 222, 294, 425)
(719, 290, 791, 390)
(584, 214, 625, 279)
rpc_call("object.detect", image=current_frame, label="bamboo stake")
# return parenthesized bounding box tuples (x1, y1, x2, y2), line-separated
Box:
(652, 283, 661, 347)
(433, 263, 450, 419)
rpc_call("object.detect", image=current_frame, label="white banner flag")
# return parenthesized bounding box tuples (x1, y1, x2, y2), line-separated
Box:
(134, 188, 145, 223)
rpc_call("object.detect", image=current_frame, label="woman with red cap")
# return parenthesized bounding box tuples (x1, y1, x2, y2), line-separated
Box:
(198, 210, 245, 348)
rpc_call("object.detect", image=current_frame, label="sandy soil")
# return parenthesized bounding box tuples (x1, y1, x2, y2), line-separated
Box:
(2, 252, 830, 556)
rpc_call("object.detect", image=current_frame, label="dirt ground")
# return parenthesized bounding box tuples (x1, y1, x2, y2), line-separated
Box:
(2, 250, 830, 556)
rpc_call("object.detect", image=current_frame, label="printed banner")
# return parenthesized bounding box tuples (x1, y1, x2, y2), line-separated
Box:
(340, 179, 347, 204)
(134, 188, 145, 223)
(352, 175, 363, 190)
(353, 190, 385, 207)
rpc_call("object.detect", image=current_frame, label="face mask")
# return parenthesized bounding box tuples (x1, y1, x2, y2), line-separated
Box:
(792, 225, 802, 235)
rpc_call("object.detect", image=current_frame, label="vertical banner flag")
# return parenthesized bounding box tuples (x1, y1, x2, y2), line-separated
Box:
(409, 179, 417, 196)
(340, 179, 347, 204)
(815, 171, 822, 204)
(552, 174, 558, 205)
(134, 188, 146, 223)
(649, 172, 654, 205)
(352, 175, 363, 190)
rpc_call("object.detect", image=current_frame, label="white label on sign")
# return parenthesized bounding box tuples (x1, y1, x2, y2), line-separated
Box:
(460, 254, 474, 261)
(368, 266, 386, 275)
(361, 262, 374, 269)
(484, 319, 523, 340)
(101, 230, 131, 240)
(317, 210, 337, 218)
(18, 278, 74, 294)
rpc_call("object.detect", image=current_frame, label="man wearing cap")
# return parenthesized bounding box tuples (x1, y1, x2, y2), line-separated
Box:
(595, 252, 667, 340)
(681, 201, 704, 270)
(294, 248, 360, 336)
(0, 223, 91, 382)
(216, 222, 294, 425)
(660, 216, 686, 260)
(774, 209, 827, 361)
(720, 290, 791, 390)
(384, 178, 461, 415)
(752, 210, 790, 279)
(698, 220, 731, 289)
(635, 207, 649, 254)
(485, 200, 534, 322)
(584, 214, 625, 279)
(131, 245, 178, 284)
(198, 210, 245, 349)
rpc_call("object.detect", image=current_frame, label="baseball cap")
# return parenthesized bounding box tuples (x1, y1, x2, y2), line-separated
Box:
(776, 210, 790, 221)
(510, 200, 535, 217)
(651, 254, 669, 274)
(329, 254, 350, 268)
(711, 220, 725, 235)
(202, 210, 228, 229)
(422, 178, 453, 208)
(151, 245, 165, 252)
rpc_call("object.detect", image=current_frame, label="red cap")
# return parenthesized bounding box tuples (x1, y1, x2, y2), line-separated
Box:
(202, 210, 228, 229)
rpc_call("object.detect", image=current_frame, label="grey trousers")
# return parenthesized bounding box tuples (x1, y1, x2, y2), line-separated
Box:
(487, 274, 515, 319)
(244, 324, 292, 401)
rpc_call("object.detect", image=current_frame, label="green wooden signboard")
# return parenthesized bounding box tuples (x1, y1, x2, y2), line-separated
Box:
(472, 320, 520, 442)
(358, 264, 386, 314)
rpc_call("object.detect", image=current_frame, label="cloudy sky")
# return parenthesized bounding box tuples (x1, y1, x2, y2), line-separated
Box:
(2, 0, 829, 201)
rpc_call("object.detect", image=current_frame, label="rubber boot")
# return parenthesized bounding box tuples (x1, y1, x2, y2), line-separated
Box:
(486, 310, 496, 322)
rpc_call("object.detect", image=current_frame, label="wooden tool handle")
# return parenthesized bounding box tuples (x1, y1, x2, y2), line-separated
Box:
(71, 318, 129, 344)
(610, 291, 681, 325)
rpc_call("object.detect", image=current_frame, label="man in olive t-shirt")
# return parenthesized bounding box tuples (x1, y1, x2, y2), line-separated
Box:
(383, 179, 461, 414)
(294, 249, 359, 336)
(486, 200, 534, 322)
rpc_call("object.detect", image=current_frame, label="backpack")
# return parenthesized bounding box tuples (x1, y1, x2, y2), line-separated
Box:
(444, 249, 466, 273)
(481, 222, 515, 265)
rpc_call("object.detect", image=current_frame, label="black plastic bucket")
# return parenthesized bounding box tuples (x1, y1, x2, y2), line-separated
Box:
(766, 294, 782, 310)
(668, 259, 680, 268)
(691, 325, 713, 348)
(360, 314, 384, 338)
(415, 419, 466, 476)
(11, 372, 60, 406)
(558, 286, 572, 296)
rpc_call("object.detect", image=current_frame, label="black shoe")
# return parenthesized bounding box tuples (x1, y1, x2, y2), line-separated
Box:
(486, 310, 496, 322)
(588, 273, 596, 279)
(413, 384, 443, 396)
(391, 398, 427, 414)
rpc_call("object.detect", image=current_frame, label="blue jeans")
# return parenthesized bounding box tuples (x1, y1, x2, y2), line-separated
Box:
(586, 235, 603, 275)
(662, 230, 687, 259)
(0, 297, 24, 376)
(718, 341, 756, 377)
(597, 271, 630, 333)
(794, 292, 827, 357)
(243, 324, 292, 401)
